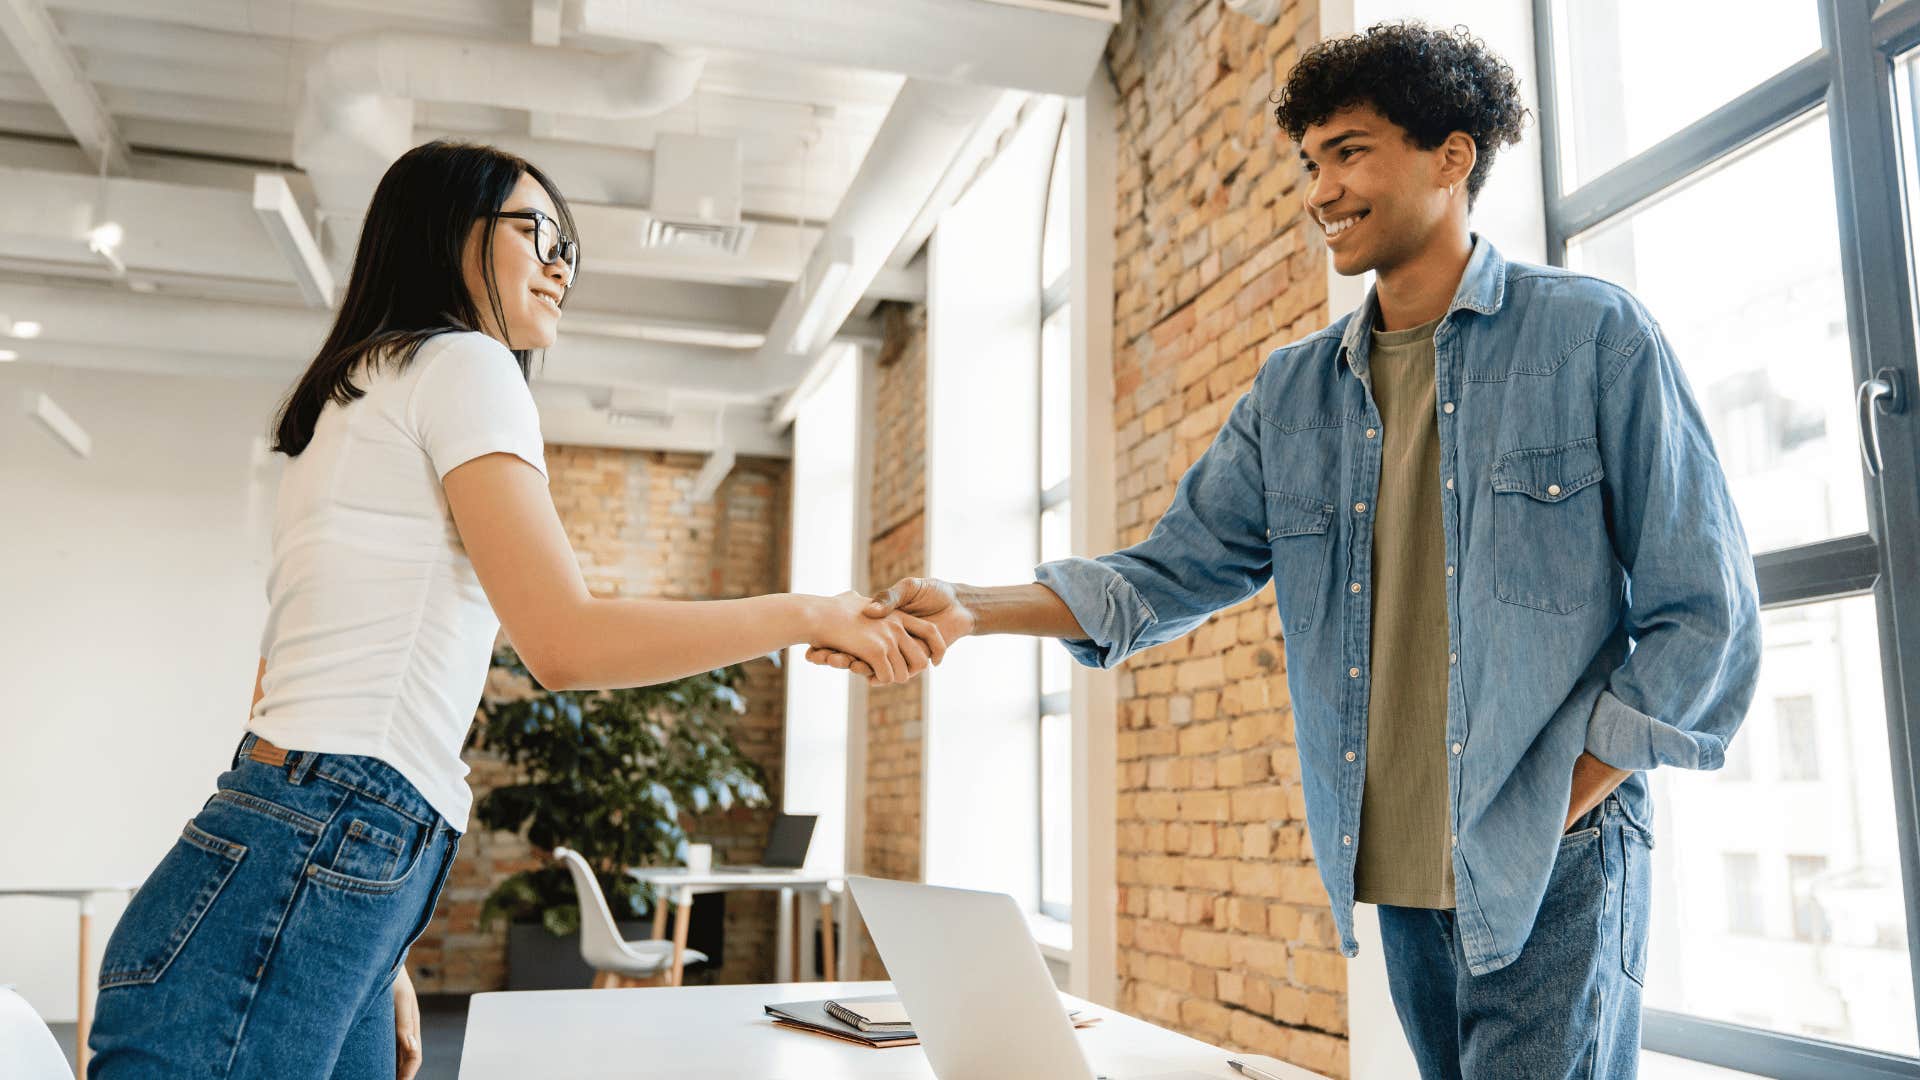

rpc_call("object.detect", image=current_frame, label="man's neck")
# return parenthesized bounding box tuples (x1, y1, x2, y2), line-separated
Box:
(1373, 226, 1474, 331)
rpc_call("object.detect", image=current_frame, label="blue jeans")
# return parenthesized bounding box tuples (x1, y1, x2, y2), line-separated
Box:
(1378, 795, 1652, 1080)
(88, 734, 460, 1079)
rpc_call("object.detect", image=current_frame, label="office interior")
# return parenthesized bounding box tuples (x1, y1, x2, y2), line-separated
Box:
(3, 1, 1920, 1078)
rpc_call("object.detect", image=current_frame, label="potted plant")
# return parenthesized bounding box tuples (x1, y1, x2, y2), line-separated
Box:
(470, 645, 771, 989)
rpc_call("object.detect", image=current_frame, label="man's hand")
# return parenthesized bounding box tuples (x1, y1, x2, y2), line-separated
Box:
(393, 965, 423, 1080)
(805, 578, 975, 682)
(1564, 751, 1632, 833)
(804, 591, 948, 684)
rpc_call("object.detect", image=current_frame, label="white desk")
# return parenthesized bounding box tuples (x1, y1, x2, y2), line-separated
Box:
(0, 883, 140, 1080)
(459, 981, 1329, 1080)
(625, 868, 839, 985)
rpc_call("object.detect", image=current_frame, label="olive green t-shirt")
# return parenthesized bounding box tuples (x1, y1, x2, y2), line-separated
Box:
(1353, 315, 1456, 909)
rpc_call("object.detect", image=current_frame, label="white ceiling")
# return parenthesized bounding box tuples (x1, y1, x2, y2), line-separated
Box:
(0, 0, 1116, 457)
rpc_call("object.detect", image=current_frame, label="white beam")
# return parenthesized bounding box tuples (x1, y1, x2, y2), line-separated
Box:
(754, 78, 1004, 395)
(0, 0, 127, 173)
(572, 0, 1116, 96)
(0, 281, 783, 401)
(532, 397, 790, 457)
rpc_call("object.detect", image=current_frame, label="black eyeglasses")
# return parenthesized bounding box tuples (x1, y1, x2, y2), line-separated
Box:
(495, 210, 578, 285)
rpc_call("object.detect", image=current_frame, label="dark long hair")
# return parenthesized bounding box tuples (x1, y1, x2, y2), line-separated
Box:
(271, 140, 577, 455)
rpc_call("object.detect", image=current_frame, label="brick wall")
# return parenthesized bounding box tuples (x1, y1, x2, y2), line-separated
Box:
(1106, 0, 1344, 1074)
(859, 302, 929, 978)
(408, 446, 792, 992)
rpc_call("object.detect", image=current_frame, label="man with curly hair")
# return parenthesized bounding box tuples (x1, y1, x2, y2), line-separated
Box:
(820, 21, 1759, 1078)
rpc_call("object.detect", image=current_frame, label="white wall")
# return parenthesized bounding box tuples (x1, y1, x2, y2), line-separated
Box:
(0, 362, 283, 1022)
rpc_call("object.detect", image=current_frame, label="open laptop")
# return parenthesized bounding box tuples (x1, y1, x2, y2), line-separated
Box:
(717, 811, 816, 872)
(850, 876, 1220, 1080)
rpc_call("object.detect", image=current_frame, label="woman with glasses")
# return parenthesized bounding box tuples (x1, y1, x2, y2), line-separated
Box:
(85, 141, 944, 1079)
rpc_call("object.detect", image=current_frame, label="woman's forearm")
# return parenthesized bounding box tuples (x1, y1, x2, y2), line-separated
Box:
(527, 593, 815, 690)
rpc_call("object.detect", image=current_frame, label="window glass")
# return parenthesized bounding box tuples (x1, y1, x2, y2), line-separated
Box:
(1567, 112, 1865, 556)
(1551, 0, 1820, 187)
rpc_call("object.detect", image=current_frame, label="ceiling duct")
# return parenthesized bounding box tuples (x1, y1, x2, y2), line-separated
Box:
(641, 133, 754, 256)
(294, 32, 706, 210)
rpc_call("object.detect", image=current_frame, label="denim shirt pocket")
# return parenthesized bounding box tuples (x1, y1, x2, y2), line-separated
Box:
(1265, 491, 1336, 635)
(1491, 437, 1610, 614)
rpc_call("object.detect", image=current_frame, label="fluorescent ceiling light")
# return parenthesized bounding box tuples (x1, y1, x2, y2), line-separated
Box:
(253, 174, 335, 309)
(634, 325, 766, 349)
(11, 321, 41, 339)
(787, 238, 855, 357)
(0, 349, 17, 362)
(87, 221, 123, 254)
(25, 392, 91, 458)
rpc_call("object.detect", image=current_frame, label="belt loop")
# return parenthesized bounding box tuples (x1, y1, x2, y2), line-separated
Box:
(288, 749, 319, 785)
(233, 733, 256, 770)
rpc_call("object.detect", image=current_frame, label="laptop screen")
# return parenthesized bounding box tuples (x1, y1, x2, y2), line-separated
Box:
(762, 813, 817, 868)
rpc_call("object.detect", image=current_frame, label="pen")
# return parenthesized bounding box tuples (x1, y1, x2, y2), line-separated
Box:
(1227, 1059, 1286, 1080)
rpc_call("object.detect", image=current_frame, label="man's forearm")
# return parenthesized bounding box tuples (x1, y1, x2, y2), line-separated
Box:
(955, 582, 1088, 639)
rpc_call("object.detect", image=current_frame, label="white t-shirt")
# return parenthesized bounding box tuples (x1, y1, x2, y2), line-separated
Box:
(250, 331, 547, 832)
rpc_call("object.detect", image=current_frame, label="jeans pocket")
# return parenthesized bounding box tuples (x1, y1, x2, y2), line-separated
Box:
(309, 803, 430, 894)
(98, 822, 246, 990)
(1620, 825, 1652, 987)
(1491, 438, 1611, 614)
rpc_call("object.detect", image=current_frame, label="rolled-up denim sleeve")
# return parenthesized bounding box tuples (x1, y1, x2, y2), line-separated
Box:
(1035, 392, 1274, 669)
(1588, 320, 1762, 771)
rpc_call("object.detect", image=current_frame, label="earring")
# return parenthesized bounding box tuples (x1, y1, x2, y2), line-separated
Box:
(1447, 182, 1456, 196)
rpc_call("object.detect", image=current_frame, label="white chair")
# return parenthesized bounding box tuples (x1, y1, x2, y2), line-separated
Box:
(0, 985, 76, 1080)
(553, 847, 706, 989)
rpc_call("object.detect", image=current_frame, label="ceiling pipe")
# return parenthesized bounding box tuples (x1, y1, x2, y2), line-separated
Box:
(293, 32, 704, 209)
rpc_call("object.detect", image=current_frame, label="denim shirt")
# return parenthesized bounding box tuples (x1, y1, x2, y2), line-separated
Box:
(1037, 236, 1761, 975)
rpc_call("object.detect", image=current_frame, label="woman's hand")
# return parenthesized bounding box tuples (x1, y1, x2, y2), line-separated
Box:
(393, 965, 423, 1080)
(805, 591, 947, 684)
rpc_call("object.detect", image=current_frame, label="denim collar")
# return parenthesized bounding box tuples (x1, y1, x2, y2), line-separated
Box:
(1339, 233, 1508, 379)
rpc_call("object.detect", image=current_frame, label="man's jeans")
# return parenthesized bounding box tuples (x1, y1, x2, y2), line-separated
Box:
(1378, 794, 1653, 1080)
(89, 733, 460, 1079)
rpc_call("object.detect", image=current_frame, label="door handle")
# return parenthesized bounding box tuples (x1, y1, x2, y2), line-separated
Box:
(1858, 368, 1904, 478)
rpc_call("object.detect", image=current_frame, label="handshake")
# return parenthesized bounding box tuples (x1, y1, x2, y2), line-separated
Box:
(803, 577, 973, 685)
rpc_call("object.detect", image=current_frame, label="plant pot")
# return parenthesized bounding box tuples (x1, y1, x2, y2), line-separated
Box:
(504, 897, 727, 990)
(506, 919, 654, 990)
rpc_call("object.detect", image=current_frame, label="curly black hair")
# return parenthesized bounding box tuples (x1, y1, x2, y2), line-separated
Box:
(1273, 21, 1529, 206)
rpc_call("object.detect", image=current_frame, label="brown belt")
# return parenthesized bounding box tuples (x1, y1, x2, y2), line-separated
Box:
(247, 736, 292, 767)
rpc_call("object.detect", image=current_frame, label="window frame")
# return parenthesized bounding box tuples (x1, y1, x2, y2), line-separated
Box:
(1037, 114, 1075, 926)
(1531, 0, 1920, 1075)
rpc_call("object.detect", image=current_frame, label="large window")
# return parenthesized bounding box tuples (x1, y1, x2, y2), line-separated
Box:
(1039, 117, 1076, 924)
(784, 344, 860, 875)
(1537, 0, 1920, 1073)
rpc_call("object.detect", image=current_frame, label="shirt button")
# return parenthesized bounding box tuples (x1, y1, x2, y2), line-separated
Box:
(1342, 835, 1352, 846)
(1350, 581, 1362, 593)
(1365, 427, 1378, 439)
(1548, 483, 1562, 497)
(1442, 402, 1455, 414)
(1354, 502, 1367, 514)
(1345, 751, 1356, 762)
(1446, 477, 1455, 490)
(1349, 666, 1361, 678)
(1451, 834, 1459, 847)
(1452, 742, 1463, 755)
(1446, 564, 1455, 576)
(1450, 652, 1458, 665)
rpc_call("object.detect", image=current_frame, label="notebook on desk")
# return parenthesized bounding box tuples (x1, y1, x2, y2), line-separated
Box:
(763, 995, 922, 1048)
